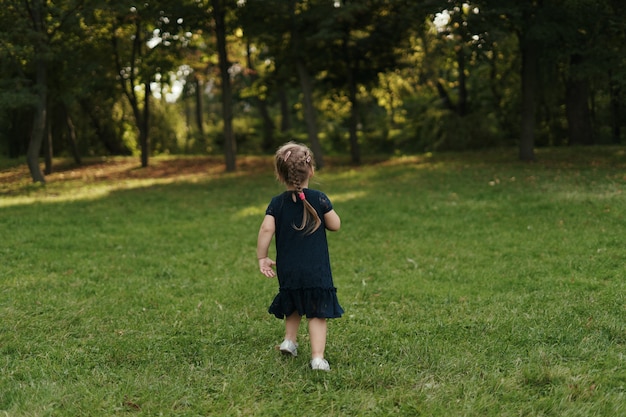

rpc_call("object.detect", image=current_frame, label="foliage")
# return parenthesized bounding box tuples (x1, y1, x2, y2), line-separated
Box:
(1, 147, 626, 415)
(0, 1, 625, 174)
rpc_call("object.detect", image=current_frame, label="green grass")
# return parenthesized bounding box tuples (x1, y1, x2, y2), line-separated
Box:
(1, 147, 625, 416)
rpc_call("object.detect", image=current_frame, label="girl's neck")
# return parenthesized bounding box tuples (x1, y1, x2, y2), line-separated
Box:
(287, 180, 309, 191)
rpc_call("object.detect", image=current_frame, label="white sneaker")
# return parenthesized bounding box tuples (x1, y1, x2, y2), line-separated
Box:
(310, 357, 330, 371)
(279, 339, 298, 357)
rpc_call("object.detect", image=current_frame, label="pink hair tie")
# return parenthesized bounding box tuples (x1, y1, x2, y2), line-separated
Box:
(298, 192, 305, 201)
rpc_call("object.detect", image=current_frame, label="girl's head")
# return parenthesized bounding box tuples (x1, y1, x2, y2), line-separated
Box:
(274, 142, 321, 235)
(274, 141, 315, 189)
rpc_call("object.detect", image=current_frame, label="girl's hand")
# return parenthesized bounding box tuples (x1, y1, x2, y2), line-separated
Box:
(258, 257, 276, 278)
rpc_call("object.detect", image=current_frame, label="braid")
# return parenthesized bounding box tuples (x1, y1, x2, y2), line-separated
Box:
(274, 142, 321, 235)
(289, 161, 301, 192)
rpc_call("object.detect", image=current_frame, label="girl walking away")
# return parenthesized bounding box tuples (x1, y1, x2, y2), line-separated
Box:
(257, 141, 343, 371)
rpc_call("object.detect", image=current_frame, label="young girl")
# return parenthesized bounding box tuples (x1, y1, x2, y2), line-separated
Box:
(257, 142, 343, 371)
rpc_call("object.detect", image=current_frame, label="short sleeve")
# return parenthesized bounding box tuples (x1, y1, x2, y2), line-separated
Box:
(319, 192, 333, 214)
(265, 195, 279, 216)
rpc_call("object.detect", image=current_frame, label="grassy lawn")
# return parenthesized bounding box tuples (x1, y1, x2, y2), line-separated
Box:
(1, 147, 625, 416)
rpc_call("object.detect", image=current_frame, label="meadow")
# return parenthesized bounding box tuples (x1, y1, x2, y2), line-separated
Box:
(1, 147, 625, 416)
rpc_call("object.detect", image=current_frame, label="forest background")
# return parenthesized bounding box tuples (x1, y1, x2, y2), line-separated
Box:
(1, 0, 625, 183)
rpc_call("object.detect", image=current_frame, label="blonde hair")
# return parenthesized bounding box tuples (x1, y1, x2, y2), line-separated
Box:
(274, 142, 321, 235)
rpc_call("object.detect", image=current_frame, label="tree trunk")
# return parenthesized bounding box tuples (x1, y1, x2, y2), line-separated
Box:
(565, 76, 593, 145)
(26, 58, 47, 183)
(63, 104, 82, 165)
(246, 41, 275, 152)
(258, 98, 275, 152)
(435, 81, 455, 112)
(194, 75, 205, 147)
(278, 85, 291, 133)
(212, 0, 236, 172)
(343, 34, 361, 165)
(140, 81, 150, 168)
(289, 0, 323, 168)
(457, 46, 468, 117)
(184, 91, 192, 152)
(609, 72, 621, 144)
(565, 54, 593, 145)
(26, 1, 47, 183)
(44, 116, 53, 175)
(346, 66, 361, 165)
(296, 61, 324, 169)
(518, 38, 537, 161)
(112, 23, 150, 167)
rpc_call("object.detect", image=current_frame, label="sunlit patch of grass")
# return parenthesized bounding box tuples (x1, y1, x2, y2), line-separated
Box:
(1, 177, 173, 207)
(0, 156, 272, 208)
(235, 204, 267, 219)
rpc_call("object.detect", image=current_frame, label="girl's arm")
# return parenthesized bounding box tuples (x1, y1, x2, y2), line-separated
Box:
(324, 210, 341, 231)
(257, 215, 276, 277)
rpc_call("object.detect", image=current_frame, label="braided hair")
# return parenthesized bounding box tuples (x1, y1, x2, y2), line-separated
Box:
(274, 142, 321, 235)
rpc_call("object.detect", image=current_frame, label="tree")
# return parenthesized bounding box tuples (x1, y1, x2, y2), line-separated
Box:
(288, 0, 326, 167)
(237, 0, 298, 152)
(107, 1, 193, 167)
(210, 0, 237, 172)
(517, 24, 539, 161)
(243, 40, 276, 152)
(413, 1, 506, 151)
(473, 0, 626, 154)
(0, 0, 84, 183)
(321, 0, 422, 164)
(3, 0, 624, 169)
(605, 0, 626, 145)
(469, 0, 551, 161)
(27, 0, 49, 182)
(558, 0, 622, 145)
(238, 0, 326, 166)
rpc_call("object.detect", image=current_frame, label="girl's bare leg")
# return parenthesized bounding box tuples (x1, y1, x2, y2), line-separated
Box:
(308, 318, 327, 358)
(284, 312, 302, 342)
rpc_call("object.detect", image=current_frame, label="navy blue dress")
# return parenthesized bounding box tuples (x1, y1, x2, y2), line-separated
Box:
(265, 189, 344, 319)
